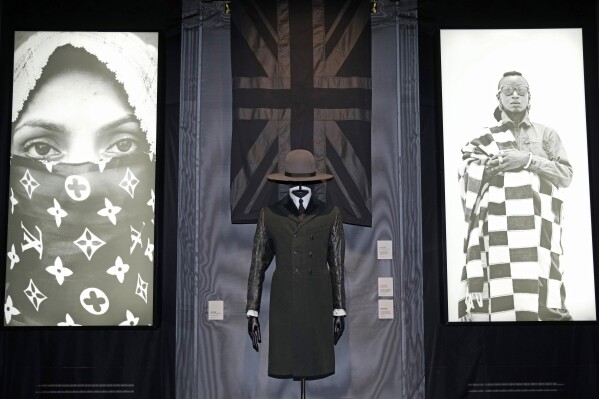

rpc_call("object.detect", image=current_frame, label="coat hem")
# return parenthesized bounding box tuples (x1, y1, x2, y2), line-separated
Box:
(268, 371, 335, 381)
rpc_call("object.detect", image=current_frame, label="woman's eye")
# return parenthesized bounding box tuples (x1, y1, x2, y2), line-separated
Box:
(23, 142, 61, 160)
(106, 138, 139, 156)
(116, 140, 133, 153)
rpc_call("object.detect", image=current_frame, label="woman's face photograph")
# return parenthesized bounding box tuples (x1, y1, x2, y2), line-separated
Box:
(4, 32, 158, 327)
(11, 65, 147, 164)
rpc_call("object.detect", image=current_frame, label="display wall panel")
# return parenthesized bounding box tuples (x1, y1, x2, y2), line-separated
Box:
(175, 1, 424, 398)
(4, 31, 159, 327)
(440, 28, 596, 323)
(422, 0, 599, 397)
(0, 0, 179, 396)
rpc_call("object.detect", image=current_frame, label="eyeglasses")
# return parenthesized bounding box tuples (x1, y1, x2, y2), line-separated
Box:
(498, 85, 529, 96)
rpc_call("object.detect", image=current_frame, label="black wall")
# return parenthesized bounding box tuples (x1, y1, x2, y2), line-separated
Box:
(0, 1, 181, 398)
(420, 0, 599, 398)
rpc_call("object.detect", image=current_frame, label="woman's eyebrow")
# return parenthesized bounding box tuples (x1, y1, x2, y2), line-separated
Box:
(13, 120, 66, 134)
(98, 114, 141, 133)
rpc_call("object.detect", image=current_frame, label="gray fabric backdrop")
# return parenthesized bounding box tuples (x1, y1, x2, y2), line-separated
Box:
(176, 2, 423, 398)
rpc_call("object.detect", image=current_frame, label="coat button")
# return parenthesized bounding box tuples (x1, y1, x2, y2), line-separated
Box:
(295, 268, 299, 272)
(293, 233, 298, 238)
(309, 251, 313, 257)
(293, 250, 298, 255)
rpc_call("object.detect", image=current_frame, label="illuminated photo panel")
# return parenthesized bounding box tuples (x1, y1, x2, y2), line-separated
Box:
(441, 29, 596, 322)
(4, 31, 158, 327)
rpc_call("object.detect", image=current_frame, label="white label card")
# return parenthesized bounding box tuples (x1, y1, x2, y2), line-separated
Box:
(378, 277, 394, 297)
(377, 240, 393, 260)
(378, 299, 394, 319)
(208, 300, 224, 320)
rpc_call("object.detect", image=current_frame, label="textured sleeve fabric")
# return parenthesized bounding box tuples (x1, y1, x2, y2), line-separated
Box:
(328, 208, 346, 311)
(527, 127, 573, 188)
(246, 208, 275, 313)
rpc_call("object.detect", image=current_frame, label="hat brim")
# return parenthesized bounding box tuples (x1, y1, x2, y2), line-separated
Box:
(267, 172, 333, 183)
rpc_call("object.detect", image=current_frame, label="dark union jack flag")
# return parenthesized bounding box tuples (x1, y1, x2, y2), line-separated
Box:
(230, 0, 372, 226)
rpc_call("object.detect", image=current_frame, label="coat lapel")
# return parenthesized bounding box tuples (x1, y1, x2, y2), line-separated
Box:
(282, 196, 301, 222)
(280, 195, 325, 226)
(298, 197, 322, 226)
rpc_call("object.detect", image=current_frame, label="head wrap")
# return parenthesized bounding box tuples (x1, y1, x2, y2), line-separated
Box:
(12, 31, 158, 155)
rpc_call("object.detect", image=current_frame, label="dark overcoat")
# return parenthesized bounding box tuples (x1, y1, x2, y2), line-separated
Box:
(246, 196, 346, 379)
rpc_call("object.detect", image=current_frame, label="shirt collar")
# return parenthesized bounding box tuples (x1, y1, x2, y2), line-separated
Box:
(497, 110, 532, 130)
(289, 186, 312, 209)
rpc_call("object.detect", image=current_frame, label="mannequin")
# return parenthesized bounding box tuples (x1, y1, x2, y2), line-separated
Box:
(247, 184, 345, 352)
(248, 185, 345, 350)
(290, 184, 310, 201)
(246, 150, 346, 396)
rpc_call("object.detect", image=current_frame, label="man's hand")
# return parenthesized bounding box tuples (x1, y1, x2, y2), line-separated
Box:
(248, 316, 261, 352)
(334, 316, 345, 345)
(486, 150, 529, 174)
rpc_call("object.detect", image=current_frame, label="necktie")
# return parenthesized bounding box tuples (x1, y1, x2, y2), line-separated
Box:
(298, 198, 306, 214)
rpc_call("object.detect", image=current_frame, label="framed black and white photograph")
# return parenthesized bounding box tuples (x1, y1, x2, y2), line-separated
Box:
(441, 28, 596, 322)
(3, 31, 158, 327)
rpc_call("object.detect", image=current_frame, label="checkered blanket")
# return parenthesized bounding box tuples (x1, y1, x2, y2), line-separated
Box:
(457, 130, 566, 321)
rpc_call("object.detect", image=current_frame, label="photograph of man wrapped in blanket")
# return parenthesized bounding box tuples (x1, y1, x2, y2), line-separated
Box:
(458, 71, 575, 321)
(3, 31, 158, 327)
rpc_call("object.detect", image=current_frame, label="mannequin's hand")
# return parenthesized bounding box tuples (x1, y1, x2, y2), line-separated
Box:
(248, 316, 261, 352)
(333, 316, 345, 345)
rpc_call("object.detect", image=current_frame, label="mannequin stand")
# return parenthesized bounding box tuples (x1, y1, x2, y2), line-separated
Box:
(300, 378, 306, 399)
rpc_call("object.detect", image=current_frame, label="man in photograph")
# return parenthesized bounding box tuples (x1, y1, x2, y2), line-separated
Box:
(458, 71, 573, 322)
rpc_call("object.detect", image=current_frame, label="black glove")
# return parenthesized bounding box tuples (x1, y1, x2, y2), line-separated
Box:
(248, 316, 261, 352)
(333, 316, 345, 345)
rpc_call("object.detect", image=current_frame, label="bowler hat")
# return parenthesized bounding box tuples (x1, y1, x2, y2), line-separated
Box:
(267, 149, 333, 183)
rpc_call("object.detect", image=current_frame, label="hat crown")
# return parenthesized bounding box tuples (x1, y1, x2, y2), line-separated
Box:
(267, 149, 332, 182)
(284, 150, 315, 174)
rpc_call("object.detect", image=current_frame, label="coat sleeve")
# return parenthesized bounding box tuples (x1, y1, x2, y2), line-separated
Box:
(327, 208, 346, 311)
(246, 208, 275, 313)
